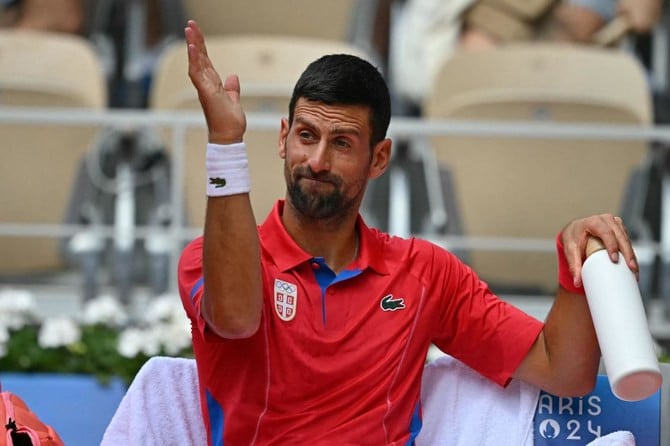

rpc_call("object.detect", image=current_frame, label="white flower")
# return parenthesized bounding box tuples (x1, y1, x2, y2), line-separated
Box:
(138, 294, 192, 356)
(0, 288, 38, 330)
(38, 317, 81, 348)
(117, 316, 191, 359)
(81, 294, 129, 327)
(143, 294, 185, 324)
(117, 327, 162, 358)
(117, 327, 143, 358)
(148, 320, 192, 356)
(140, 328, 163, 357)
(0, 288, 36, 313)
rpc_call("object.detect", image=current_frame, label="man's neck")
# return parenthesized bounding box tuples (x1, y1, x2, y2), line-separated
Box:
(281, 202, 360, 273)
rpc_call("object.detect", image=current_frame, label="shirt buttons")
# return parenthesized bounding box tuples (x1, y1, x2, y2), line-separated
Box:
(311, 262, 320, 270)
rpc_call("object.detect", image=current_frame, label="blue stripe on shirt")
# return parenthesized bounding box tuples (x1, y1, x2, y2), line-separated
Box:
(406, 401, 423, 445)
(206, 388, 225, 446)
(190, 277, 204, 304)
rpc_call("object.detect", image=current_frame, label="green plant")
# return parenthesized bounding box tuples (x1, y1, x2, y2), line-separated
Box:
(0, 289, 193, 385)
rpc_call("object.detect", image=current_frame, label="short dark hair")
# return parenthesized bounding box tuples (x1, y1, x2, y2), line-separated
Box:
(288, 54, 391, 146)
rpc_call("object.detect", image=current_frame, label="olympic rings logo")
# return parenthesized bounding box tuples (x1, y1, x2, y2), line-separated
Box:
(275, 280, 296, 294)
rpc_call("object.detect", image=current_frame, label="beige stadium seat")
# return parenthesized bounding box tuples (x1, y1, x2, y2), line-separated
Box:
(149, 34, 372, 228)
(182, 0, 360, 41)
(422, 43, 652, 294)
(0, 30, 107, 275)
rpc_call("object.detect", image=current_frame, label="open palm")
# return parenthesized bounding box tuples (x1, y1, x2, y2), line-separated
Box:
(185, 20, 247, 144)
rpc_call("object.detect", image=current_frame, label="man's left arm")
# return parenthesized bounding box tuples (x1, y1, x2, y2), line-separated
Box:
(513, 214, 638, 396)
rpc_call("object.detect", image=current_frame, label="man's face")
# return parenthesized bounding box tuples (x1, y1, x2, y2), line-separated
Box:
(279, 99, 376, 220)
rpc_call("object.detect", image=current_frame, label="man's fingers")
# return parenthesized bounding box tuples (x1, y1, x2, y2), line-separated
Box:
(563, 213, 640, 286)
(589, 214, 639, 278)
(587, 214, 619, 262)
(185, 22, 226, 104)
(223, 74, 241, 104)
(185, 20, 205, 50)
(612, 216, 639, 273)
(185, 20, 212, 77)
(189, 20, 208, 58)
(599, 214, 630, 263)
(613, 215, 629, 241)
(567, 238, 584, 288)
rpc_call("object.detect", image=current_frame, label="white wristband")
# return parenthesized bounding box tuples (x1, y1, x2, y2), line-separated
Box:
(206, 142, 250, 197)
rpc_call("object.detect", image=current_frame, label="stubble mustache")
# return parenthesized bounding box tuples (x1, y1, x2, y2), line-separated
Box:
(293, 166, 342, 188)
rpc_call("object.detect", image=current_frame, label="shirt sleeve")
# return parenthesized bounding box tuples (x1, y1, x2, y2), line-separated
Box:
(431, 248, 544, 387)
(177, 236, 210, 339)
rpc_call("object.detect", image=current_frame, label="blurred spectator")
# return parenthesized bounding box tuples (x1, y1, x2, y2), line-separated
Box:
(0, 0, 182, 107)
(0, 0, 84, 34)
(546, 0, 662, 43)
(87, 0, 184, 108)
(389, 0, 477, 113)
(388, 0, 663, 113)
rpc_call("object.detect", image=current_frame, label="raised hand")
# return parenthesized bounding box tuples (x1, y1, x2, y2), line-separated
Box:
(560, 213, 639, 288)
(185, 20, 246, 144)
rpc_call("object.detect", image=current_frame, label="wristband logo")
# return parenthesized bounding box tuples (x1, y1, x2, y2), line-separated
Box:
(209, 177, 227, 188)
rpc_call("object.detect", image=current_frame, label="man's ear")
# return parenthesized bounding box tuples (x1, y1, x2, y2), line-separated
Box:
(369, 138, 392, 180)
(278, 118, 289, 159)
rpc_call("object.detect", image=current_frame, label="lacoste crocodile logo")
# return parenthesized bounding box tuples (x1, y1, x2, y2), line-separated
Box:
(209, 177, 227, 188)
(380, 294, 405, 311)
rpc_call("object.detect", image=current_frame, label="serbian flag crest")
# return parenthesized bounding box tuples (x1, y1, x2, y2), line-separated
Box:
(274, 278, 298, 321)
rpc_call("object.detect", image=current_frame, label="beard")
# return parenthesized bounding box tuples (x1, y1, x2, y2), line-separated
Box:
(285, 163, 365, 221)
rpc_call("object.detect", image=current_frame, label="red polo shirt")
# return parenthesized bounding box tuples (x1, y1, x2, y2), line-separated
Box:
(178, 200, 543, 446)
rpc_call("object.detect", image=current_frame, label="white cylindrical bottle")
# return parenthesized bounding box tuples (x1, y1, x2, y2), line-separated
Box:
(581, 237, 662, 401)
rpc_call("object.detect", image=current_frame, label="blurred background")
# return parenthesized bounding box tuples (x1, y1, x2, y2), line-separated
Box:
(1, 0, 670, 443)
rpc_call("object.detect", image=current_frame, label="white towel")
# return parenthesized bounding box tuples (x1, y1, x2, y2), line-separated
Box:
(102, 355, 539, 445)
(100, 356, 206, 445)
(586, 431, 636, 445)
(416, 354, 540, 445)
(101, 355, 637, 445)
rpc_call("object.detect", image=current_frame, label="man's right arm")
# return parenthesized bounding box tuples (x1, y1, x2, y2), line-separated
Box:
(185, 20, 262, 339)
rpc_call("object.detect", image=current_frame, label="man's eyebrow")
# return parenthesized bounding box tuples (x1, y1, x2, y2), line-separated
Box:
(330, 126, 361, 136)
(293, 116, 314, 128)
(294, 116, 361, 136)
